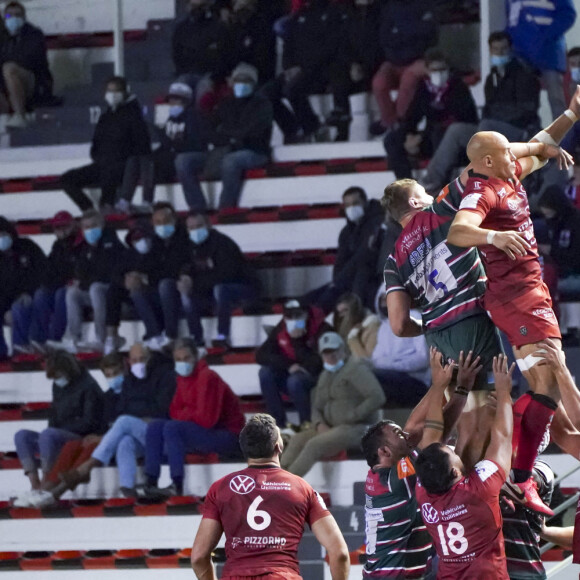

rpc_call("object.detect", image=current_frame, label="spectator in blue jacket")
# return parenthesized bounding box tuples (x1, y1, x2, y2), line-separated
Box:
(506, 0, 576, 119)
(0, 1, 52, 128)
(116, 82, 209, 214)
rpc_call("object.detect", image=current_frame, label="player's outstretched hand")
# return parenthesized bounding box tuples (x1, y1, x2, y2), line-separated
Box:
(491, 230, 531, 261)
(456, 350, 483, 392)
(568, 84, 580, 119)
(535, 337, 566, 370)
(429, 346, 453, 390)
(541, 144, 574, 170)
(492, 354, 515, 394)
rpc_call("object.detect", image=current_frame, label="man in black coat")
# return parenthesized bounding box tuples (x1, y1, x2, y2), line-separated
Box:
(175, 62, 273, 209)
(178, 211, 260, 347)
(50, 209, 127, 353)
(304, 187, 385, 311)
(384, 49, 479, 179)
(60, 76, 151, 211)
(0, 216, 48, 358)
(0, 1, 52, 128)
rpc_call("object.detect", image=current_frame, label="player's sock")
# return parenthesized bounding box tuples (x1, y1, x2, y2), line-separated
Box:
(511, 391, 533, 458)
(511, 393, 557, 483)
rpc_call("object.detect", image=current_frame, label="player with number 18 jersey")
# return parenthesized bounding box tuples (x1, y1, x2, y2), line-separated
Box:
(202, 464, 330, 579)
(415, 459, 509, 579)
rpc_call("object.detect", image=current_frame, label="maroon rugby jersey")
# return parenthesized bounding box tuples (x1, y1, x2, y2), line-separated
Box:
(202, 464, 330, 576)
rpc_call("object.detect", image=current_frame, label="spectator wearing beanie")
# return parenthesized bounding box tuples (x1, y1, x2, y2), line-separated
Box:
(117, 82, 209, 213)
(175, 62, 273, 210)
(257, 299, 331, 429)
(178, 211, 260, 347)
(0, 216, 48, 358)
(144, 338, 244, 497)
(281, 331, 385, 476)
(13, 350, 104, 507)
(31, 211, 81, 353)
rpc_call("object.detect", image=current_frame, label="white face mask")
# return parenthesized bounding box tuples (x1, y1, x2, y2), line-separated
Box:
(429, 70, 449, 88)
(571, 67, 580, 84)
(105, 91, 124, 109)
(54, 376, 69, 388)
(130, 362, 147, 380)
(134, 238, 152, 254)
(345, 205, 364, 222)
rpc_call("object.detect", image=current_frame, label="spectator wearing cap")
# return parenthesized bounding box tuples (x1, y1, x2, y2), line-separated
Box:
(50, 210, 127, 353)
(281, 331, 385, 476)
(60, 76, 151, 211)
(175, 62, 273, 209)
(256, 299, 331, 429)
(116, 82, 209, 214)
(0, 216, 48, 358)
(178, 211, 260, 347)
(304, 186, 384, 312)
(0, 1, 53, 129)
(28, 211, 81, 353)
(144, 338, 244, 497)
(103, 221, 173, 353)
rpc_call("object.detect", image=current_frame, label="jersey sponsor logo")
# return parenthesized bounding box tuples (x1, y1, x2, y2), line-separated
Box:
(244, 536, 287, 547)
(232, 537, 243, 549)
(459, 193, 482, 210)
(474, 459, 499, 482)
(520, 325, 528, 336)
(507, 199, 520, 213)
(497, 187, 507, 198)
(259, 481, 291, 491)
(472, 181, 482, 190)
(397, 457, 416, 479)
(230, 475, 256, 494)
(422, 503, 440, 524)
(440, 504, 468, 520)
(533, 307, 555, 320)
(409, 237, 433, 267)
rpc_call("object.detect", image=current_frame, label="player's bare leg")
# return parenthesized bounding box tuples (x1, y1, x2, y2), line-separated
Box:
(506, 341, 560, 515)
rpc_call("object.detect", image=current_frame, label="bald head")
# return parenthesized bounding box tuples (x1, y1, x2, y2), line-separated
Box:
(466, 131, 516, 181)
(129, 343, 150, 365)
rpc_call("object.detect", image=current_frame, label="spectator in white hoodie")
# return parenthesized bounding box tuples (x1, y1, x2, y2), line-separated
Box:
(342, 291, 430, 407)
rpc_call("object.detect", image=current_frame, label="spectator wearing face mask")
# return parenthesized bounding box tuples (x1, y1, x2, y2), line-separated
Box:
(175, 62, 273, 209)
(144, 338, 244, 497)
(304, 186, 384, 312)
(0, 216, 48, 359)
(420, 31, 541, 193)
(49, 210, 127, 353)
(29, 212, 81, 354)
(21, 352, 125, 508)
(565, 47, 580, 102)
(12, 350, 104, 507)
(383, 49, 478, 180)
(60, 76, 151, 212)
(149, 203, 191, 342)
(348, 292, 430, 407)
(104, 221, 172, 354)
(177, 211, 260, 347)
(49, 344, 177, 500)
(257, 300, 331, 429)
(281, 331, 385, 476)
(0, 1, 52, 129)
(116, 82, 209, 214)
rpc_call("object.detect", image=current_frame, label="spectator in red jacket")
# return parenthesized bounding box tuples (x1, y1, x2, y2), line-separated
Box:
(256, 299, 332, 430)
(144, 338, 244, 497)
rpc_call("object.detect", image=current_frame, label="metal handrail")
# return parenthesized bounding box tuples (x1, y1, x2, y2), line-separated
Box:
(546, 555, 574, 578)
(540, 492, 580, 555)
(554, 463, 580, 487)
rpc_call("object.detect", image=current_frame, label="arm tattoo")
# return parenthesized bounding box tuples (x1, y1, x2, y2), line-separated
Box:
(424, 420, 444, 432)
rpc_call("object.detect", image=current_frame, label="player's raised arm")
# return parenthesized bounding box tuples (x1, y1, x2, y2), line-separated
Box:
(483, 355, 514, 476)
(191, 517, 223, 580)
(311, 515, 350, 580)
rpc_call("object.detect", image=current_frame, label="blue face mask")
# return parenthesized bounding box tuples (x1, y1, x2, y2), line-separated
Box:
(5, 16, 24, 35)
(84, 227, 102, 245)
(54, 376, 69, 388)
(189, 227, 209, 245)
(490, 54, 510, 68)
(233, 83, 254, 98)
(169, 105, 184, 118)
(155, 224, 175, 239)
(107, 374, 124, 393)
(0, 234, 12, 252)
(175, 361, 194, 377)
(323, 359, 345, 373)
(286, 318, 306, 333)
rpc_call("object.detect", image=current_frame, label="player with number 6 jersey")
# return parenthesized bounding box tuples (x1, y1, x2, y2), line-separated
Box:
(191, 414, 349, 580)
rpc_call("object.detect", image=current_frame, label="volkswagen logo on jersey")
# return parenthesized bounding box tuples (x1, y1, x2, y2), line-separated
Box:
(229, 475, 256, 495)
(421, 503, 440, 524)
